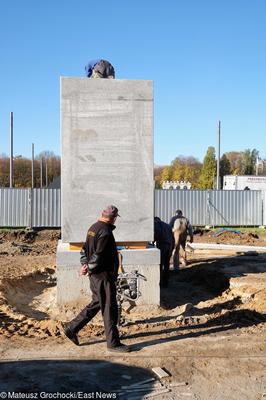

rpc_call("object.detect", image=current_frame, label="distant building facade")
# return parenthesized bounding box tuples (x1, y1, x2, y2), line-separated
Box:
(162, 180, 192, 190)
(223, 175, 266, 190)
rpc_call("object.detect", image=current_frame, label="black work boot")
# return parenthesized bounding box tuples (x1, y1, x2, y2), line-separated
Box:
(62, 323, 79, 346)
(107, 343, 131, 353)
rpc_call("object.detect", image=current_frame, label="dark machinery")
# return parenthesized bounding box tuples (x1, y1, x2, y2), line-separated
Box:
(116, 270, 147, 325)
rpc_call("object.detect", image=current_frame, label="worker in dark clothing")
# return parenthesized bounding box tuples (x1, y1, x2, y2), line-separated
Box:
(169, 209, 182, 229)
(62, 205, 130, 353)
(85, 59, 115, 79)
(154, 217, 174, 287)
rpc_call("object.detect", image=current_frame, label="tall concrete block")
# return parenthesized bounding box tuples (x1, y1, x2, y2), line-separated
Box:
(61, 78, 154, 243)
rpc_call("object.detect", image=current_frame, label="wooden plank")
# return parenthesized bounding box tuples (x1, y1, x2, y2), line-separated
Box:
(152, 367, 170, 379)
(69, 242, 149, 251)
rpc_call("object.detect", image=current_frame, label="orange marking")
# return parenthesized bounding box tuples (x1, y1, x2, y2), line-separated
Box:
(69, 243, 83, 251)
(69, 242, 148, 251)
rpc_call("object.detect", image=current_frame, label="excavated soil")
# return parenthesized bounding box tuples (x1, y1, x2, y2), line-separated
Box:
(0, 229, 266, 399)
(193, 228, 266, 247)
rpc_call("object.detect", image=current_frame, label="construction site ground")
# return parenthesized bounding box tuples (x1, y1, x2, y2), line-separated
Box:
(0, 229, 265, 400)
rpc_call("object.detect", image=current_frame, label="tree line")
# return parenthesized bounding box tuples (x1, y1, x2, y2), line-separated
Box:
(0, 151, 60, 188)
(0, 147, 262, 189)
(155, 148, 262, 189)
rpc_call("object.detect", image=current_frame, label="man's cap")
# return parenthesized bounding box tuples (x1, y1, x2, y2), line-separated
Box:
(102, 205, 120, 219)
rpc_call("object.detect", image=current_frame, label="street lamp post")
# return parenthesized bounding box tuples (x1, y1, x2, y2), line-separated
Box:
(216, 120, 221, 190)
(9, 112, 14, 188)
(32, 143, 35, 188)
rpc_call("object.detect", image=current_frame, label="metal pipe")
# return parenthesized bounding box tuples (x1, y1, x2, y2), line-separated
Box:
(40, 158, 43, 188)
(31, 143, 35, 188)
(45, 160, 48, 187)
(9, 112, 13, 188)
(189, 242, 266, 252)
(216, 120, 221, 190)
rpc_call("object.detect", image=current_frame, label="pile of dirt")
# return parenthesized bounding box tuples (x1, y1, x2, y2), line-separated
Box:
(0, 228, 265, 344)
(0, 229, 60, 339)
(0, 229, 265, 400)
(194, 229, 266, 247)
(0, 253, 265, 343)
(0, 229, 60, 256)
(0, 265, 60, 339)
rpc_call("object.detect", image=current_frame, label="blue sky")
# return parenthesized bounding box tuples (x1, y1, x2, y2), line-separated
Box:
(0, 0, 265, 165)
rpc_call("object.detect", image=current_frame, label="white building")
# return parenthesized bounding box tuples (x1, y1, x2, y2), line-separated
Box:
(162, 180, 192, 190)
(223, 175, 266, 190)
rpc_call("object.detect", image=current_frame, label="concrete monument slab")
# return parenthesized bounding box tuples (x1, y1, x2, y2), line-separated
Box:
(58, 78, 160, 307)
(61, 78, 154, 243)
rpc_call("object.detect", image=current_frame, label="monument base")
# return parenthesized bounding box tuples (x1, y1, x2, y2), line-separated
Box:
(56, 241, 160, 307)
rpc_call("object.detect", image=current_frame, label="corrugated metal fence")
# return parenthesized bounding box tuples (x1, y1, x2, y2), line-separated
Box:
(0, 188, 61, 227)
(155, 189, 264, 226)
(0, 188, 265, 227)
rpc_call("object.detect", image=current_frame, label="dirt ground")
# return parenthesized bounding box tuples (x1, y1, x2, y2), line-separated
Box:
(0, 229, 266, 399)
(193, 227, 266, 247)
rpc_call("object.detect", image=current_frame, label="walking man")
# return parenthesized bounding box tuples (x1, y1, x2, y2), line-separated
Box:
(170, 209, 193, 270)
(154, 217, 174, 287)
(62, 205, 130, 353)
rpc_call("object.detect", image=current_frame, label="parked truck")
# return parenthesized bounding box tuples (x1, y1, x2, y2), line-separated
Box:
(223, 175, 266, 190)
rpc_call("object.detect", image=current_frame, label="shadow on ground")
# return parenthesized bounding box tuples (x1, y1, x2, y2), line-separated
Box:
(0, 359, 154, 396)
(125, 308, 266, 349)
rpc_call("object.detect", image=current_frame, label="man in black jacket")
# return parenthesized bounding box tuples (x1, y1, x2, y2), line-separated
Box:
(154, 217, 174, 287)
(63, 205, 130, 353)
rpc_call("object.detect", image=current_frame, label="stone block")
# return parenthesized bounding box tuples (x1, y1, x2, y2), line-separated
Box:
(56, 241, 160, 306)
(61, 78, 154, 243)
(120, 248, 159, 265)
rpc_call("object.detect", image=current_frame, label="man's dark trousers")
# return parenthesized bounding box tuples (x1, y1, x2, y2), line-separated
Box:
(160, 245, 172, 286)
(68, 271, 120, 348)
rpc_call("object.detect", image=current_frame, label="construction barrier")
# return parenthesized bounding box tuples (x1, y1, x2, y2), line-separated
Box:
(0, 188, 264, 228)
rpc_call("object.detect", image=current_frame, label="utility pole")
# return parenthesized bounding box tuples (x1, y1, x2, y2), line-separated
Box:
(216, 120, 221, 190)
(9, 112, 14, 188)
(32, 143, 35, 188)
(40, 158, 43, 188)
(45, 159, 48, 187)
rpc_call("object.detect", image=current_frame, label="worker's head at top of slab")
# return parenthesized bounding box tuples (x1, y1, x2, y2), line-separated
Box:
(175, 209, 183, 217)
(85, 59, 115, 79)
